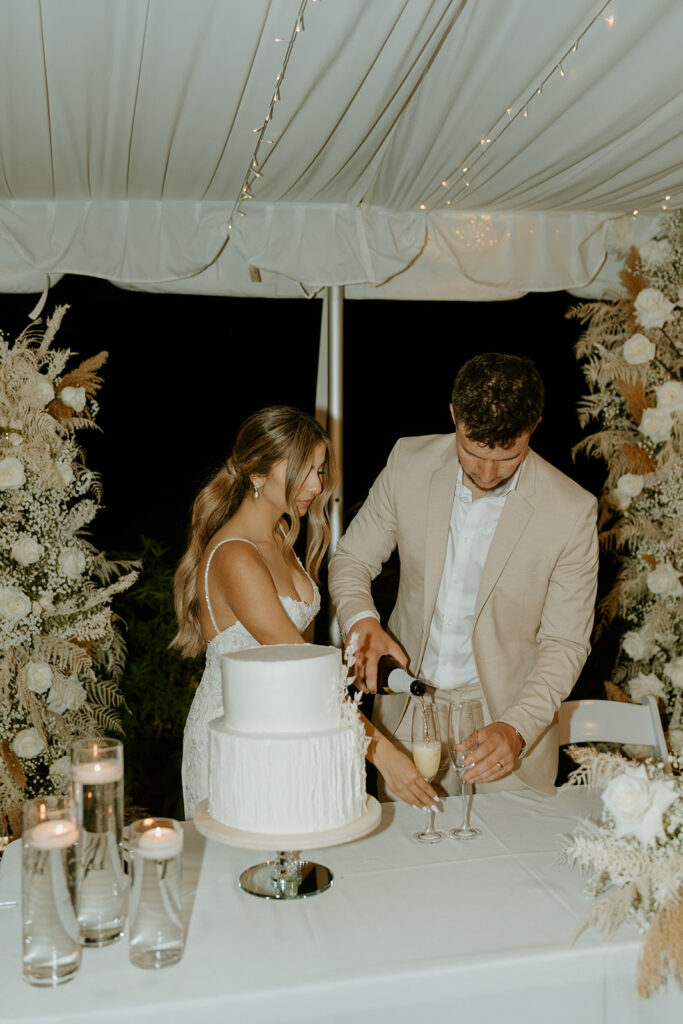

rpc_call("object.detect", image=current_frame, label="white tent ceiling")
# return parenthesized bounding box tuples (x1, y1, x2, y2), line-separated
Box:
(1, 0, 681, 303)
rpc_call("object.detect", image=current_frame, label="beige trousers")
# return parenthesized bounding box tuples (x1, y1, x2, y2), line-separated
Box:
(377, 683, 525, 801)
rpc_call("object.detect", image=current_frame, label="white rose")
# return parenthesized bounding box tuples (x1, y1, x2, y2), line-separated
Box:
(9, 433, 22, 447)
(668, 728, 683, 753)
(59, 386, 86, 412)
(34, 375, 55, 406)
(0, 456, 25, 490)
(633, 287, 675, 329)
(655, 380, 683, 413)
(47, 674, 87, 714)
(639, 407, 673, 444)
(56, 462, 74, 487)
(639, 239, 672, 266)
(615, 473, 644, 498)
(605, 216, 634, 256)
(611, 490, 631, 511)
(12, 727, 45, 759)
(48, 755, 71, 786)
(647, 561, 683, 598)
(602, 765, 676, 846)
(629, 672, 666, 701)
(622, 333, 655, 365)
(58, 547, 86, 578)
(38, 592, 55, 614)
(622, 630, 655, 661)
(663, 657, 683, 689)
(11, 535, 44, 566)
(26, 661, 53, 694)
(0, 587, 32, 620)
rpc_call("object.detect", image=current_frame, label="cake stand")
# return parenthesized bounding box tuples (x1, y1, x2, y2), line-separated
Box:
(194, 796, 381, 900)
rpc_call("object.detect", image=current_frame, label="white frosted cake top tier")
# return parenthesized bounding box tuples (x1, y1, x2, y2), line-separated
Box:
(220, 643, 343, 734)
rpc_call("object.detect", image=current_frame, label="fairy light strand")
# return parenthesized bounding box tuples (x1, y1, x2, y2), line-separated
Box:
(227, 0, 311, 235)
(419, 0, 615, 209)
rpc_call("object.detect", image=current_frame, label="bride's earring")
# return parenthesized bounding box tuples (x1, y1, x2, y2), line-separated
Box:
(252, 479, 261, 500)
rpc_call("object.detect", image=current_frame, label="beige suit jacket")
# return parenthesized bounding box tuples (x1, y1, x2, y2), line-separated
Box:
(328, 434, 599, 795)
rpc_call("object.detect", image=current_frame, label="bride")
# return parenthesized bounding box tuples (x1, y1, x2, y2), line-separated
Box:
(172, 404, 438, 819)
(172, 406, 335, 818)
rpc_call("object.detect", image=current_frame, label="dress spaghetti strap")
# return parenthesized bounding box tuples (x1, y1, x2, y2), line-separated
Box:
(203, 538, 263, 637)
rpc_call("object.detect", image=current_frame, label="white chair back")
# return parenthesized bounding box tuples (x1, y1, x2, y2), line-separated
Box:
(558, 695, 668, 761)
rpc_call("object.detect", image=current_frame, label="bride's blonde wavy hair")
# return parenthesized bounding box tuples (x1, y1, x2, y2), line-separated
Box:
(171, 406, 337, 657)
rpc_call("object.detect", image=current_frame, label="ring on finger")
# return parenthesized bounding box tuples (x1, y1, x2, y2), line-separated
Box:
(495, 760, 503, 771)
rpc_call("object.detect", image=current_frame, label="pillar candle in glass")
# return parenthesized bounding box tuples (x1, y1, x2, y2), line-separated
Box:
(128, 817, 184, 969)
(22, 796, 81, 986)
(70, 737, 126, 945)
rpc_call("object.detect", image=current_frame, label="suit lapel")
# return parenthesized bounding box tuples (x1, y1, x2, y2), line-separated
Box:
(474, 451, 537, 625)
(420, 440, 459, 663)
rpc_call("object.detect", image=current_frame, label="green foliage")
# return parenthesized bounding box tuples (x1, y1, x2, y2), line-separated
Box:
(114, 537, 202, 820)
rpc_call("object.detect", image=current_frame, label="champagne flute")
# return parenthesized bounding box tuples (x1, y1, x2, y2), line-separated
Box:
(411, 700, 443, 843)
(448, 699, 484, 840)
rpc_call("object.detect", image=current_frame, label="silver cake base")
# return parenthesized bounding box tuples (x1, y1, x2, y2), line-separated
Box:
(193, 797, 381, 900)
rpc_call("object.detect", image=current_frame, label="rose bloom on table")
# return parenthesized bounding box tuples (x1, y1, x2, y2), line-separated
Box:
(562, 747, 683, 998)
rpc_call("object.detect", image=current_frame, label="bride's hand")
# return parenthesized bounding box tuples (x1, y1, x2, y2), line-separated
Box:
(373, 738, 438, 809)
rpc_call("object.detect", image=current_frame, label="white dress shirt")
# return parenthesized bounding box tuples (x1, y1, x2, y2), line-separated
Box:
(420, 465, 519, 689)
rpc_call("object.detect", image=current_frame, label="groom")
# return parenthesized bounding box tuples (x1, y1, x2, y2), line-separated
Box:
(328, 352, 599, 800)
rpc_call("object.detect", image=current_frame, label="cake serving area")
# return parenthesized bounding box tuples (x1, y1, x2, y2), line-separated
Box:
(207, 644, 369, 837)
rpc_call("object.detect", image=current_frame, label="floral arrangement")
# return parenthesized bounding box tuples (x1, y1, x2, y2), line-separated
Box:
(562, 746, 682, 996)
(0, 307, 138, 841)
(569, 210, 683, 750)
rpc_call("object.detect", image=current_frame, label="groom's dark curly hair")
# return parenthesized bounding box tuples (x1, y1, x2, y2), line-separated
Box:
(450, 352, 545, 448)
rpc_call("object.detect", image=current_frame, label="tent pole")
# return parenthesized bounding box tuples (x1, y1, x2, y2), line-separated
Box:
(326, 285, 344, 646)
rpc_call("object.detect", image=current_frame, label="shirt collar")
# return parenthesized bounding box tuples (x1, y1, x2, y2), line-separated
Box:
(455, 462, 523, 502)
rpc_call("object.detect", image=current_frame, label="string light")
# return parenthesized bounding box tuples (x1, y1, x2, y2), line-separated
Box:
(418, 0, 614, 210)
(226, 0, 311, 238)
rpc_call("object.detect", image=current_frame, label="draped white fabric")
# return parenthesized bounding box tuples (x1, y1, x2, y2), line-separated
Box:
(0, 0, 681, 299)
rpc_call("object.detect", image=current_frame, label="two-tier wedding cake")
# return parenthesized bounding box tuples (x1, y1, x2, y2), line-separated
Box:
(207, 644, 368, 835)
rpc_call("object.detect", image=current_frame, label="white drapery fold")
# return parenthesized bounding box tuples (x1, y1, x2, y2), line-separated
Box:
(0, 0, 681, 299)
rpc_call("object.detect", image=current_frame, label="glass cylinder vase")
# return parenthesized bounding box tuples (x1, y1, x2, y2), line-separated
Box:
(71, 737, 126, 946)
(22, 795, 81, 986)
(128, 817, 184, 969)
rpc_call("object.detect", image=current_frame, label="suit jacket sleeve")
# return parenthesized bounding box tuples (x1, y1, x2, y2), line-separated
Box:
(328, 441, 402, 629)
(496, 493, 599, 750)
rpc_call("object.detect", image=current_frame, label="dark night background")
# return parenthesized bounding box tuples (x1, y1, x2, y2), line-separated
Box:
(3, 276, 611, 812)
(2, 275, 603, 556)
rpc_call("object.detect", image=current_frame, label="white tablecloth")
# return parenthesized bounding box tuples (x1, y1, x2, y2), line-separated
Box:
(0, 789, 680, 1024)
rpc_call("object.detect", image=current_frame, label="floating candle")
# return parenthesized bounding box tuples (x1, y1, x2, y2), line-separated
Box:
(71, 761, 123, 785)
(27, 819, 79, 850)
(136, 826, 183, 860)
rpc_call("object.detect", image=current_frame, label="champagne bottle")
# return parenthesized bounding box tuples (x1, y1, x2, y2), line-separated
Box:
(376, 655, 427, 696)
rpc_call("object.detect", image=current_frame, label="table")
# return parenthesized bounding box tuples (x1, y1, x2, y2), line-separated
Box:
(0, 789, 680, 1024)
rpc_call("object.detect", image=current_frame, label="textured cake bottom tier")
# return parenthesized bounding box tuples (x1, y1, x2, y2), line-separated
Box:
(208, 722, 366, 834)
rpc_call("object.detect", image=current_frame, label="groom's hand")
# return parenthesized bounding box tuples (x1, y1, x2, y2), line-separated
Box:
(345, 617, 407, 693)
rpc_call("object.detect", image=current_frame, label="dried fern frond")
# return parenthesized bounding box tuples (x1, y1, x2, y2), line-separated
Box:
(562, 745, 630, 788)
(637, 896, 683, 997)
(620, 247, 649, 301)
(620, 443, 658, 474)
(59, 351, 108, 397)
(578, 882, 637, 939)
(615, 377, 655, 425)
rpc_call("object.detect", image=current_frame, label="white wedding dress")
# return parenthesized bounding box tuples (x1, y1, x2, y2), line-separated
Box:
(181, 537, 320, 819)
